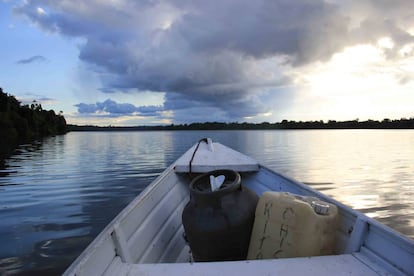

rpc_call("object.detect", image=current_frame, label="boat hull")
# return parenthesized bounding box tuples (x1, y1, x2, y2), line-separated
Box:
(63, 142, 414, 276)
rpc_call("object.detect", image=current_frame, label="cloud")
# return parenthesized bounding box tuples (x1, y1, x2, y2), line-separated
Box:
(75, 99, 163, 117)
(16, 55, 47, 64)
(13, 0, 414, 122)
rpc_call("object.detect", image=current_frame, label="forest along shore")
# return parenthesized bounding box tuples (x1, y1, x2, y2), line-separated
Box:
(68, 117, 414, 132)
(0, 88, 67, 164)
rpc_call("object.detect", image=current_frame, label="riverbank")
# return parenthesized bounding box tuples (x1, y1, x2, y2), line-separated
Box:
(0, 88, 67, 164)
(68, 118, 414, 132)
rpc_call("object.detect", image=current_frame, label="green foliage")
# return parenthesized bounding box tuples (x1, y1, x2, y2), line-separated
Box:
(0, 87, 67, 161)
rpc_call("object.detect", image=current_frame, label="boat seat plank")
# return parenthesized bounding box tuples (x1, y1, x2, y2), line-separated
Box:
(345, 215, 369, 253)
(174, 142, 259, 173)
(108, 254, 387, 276)
(112, 225, 133, 263)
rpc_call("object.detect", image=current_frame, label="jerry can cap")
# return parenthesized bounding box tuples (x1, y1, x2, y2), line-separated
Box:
(311, 200, 330, 215)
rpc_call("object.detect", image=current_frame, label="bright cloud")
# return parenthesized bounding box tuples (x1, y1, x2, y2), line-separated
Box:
(289, 44, 414, 121)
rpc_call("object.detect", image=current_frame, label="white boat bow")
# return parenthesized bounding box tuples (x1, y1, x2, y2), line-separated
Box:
(63, 139, 414, 276)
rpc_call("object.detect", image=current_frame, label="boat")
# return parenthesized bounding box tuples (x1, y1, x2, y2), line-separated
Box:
(63, 138, 414, 275)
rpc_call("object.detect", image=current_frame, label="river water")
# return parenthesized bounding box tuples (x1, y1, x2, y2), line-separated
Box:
(0, 130, 413, 275)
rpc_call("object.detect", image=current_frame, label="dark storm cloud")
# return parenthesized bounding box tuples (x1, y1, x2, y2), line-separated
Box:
(75, 99, 163, 117)
(16, 55, 47, 64)
(171, 1, 347, 64)
(14, 0, 414, 122)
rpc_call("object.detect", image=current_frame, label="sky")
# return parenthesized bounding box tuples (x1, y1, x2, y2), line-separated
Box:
(1, 0, 413, 126)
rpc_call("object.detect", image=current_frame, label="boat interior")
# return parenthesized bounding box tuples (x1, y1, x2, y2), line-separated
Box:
(64, 140, 413, 275)
(67, 166, 413, 275)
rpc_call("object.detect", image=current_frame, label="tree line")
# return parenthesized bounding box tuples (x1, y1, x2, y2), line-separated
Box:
(0, 87, 67, 162)
(68, 117, 414, 132)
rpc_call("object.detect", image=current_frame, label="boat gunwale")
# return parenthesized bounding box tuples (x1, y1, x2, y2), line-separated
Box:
(63, 142, 414, 275)
(62, 161, 179, 275)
